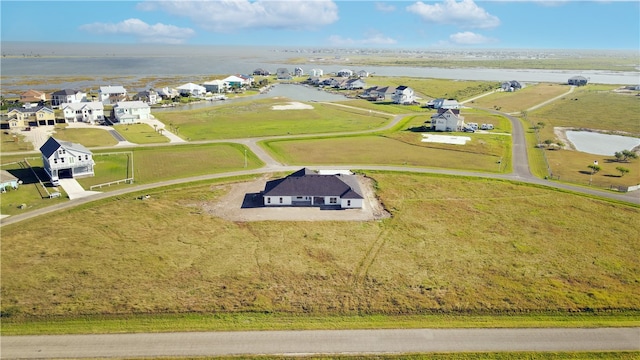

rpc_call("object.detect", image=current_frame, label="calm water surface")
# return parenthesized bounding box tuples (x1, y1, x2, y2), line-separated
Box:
(566, 131, 640, 156)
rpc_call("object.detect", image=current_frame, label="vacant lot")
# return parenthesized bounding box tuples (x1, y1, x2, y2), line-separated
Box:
(153, 98, 392, 140)
(2, 172, 638, 320)
(264, 135, 509, 173)
(50, 126, 118, 147)
(469, 83, 570, 113)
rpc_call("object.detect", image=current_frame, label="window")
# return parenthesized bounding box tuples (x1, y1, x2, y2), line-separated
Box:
(78, 156, 82, 161)
(279, 197, 283, 204)
(85, 155, 89, 160)
(347, 200, 351, 207)
(61, 158, 65, 163)
(267, 197, 271, 204)
(54, 159, 57, 164)
(329, 197, 337, 204)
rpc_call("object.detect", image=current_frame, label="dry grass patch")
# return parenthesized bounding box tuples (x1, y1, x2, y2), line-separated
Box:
(2, 173, 638, 319)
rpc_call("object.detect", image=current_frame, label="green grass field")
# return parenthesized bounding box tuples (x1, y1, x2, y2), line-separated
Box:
(50, 126, 118, 147)
(152, 98, 392, 140)
(2, 172, 638, 326)
(362, 77, 499, 101)
(114, 124, 170, 144)
(1, 131, 33, 152)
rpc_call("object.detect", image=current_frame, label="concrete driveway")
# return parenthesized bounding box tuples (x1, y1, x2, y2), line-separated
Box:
(57, 179, 100, 200)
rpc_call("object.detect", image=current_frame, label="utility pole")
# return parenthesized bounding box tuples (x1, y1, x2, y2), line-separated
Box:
(244, 149, 247, 168)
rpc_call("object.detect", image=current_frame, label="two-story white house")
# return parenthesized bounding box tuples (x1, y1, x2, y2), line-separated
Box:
(430, 108, 465, 132)
(61, 102, 105, 124)
(40, 137, 95, 186)
(99, 85, 128, 105)
(203, 80, 227, 94)
(51, 89, 87, 107)
(113, 101, 151, 124)
(392, 86, 415, 104)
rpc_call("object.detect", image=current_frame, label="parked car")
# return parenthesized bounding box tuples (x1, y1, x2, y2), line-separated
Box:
(462, 127, 475, 133)
(480, 124, 494, 130)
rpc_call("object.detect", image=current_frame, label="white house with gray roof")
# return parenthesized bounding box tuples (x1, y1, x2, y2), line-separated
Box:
(262, 168, 363, 209)
(99, 86, 128, 104)
(113, 101, 150, 124)
(61, 102, 104, 124)
(51, 89, 86, 107)
(40, 137, 94, 185)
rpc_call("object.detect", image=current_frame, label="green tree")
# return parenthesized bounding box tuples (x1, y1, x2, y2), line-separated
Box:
(616, 166, 630, 177)
(588, 164, 601, 174)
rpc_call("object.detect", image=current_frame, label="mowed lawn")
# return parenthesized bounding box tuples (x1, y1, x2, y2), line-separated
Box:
(49, 127, 118, 147)
(152, 98, 392, 140)
(1, 173, 638, 320)
(468, 83, 571, 113)
(114, 124, 170, 144)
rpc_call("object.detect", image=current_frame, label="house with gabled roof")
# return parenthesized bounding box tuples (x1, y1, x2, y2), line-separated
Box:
(99, 85, 128, 105)
(177, 83, 206, 97)
(262, 168, 364, 209)
(20, 89, 48, 103)
(40, 137, 94, 185)
(61, 102, 104, 124)
(430, 108, 465, 132)
(113, 101, 150, 124)
(134, 89, 159, 105)
(7, 105, 55, 129)
(0, 170, 20, 193)
(253, 68, 270, 76)
(276, 68, 292, 80)
(344, 78, 365, 90)
(501, 80, 522, 92)
(51, 89, 86, 107)
(392, 86, 415, 104)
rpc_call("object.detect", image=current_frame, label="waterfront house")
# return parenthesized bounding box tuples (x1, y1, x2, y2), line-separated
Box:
(203, 80, 226, 94)
(158, 87, 179, 100)
(61, 102, 104, 124)
(337, 69, 353, 77)
(294, 67, 304, 77)
(177, 83, 206, 97)
(276, 68, 292, 80)
(99, 85, 128, 105)
(134, 89, 159, 105)
(51, 89, 86, 107)
(568, 76, 588, 86)
(262, 168, 363, 209)
(357, 70, 369, 78)
(501, 80, 522, 92)
(221, 75, 248, 89)
(253, 68, 270, 76)
(40, 137, 94, 185)
(20, 90, 48, 104)
(344, 78, 366, 90)
(311, 69, 324, 77)
(113, 101, 150, 124)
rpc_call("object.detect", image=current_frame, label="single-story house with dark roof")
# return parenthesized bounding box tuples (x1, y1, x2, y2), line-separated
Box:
(262, 168, 364, 209)
(40, 137, 95, 185)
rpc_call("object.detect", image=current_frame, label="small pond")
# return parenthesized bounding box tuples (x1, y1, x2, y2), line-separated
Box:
(565, 130, 640, 156)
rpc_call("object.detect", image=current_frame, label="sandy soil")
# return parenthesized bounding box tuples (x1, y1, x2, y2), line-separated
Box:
(271, 101, 314, 110)
(198, 174, 390, 222)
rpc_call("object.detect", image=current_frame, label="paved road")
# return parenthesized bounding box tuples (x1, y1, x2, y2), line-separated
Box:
(3, 328, 639, 358)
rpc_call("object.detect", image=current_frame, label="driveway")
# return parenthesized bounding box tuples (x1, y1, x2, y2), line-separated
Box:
(57, 178, 100, 200)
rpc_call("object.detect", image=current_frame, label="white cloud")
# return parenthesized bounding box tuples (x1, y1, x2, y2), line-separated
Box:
(328, 31, 397, 46)
(138, 0, 339, 32)
(449, 31, 496, 45)
(80, 18, 195, 44)
(375, 2, 396, 12)
(406, 0, 500, 29)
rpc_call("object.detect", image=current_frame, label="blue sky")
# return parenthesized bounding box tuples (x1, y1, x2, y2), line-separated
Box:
(1, 1, 638, 49)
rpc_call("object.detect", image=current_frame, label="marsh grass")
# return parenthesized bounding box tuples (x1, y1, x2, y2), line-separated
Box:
(153, 98, 391, 140)
(362, 77, 499, 101)
(2, 172, 637, 323)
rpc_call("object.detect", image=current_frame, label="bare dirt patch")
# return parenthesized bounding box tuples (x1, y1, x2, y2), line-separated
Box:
(271, 101, 314, 110)
(200, 174, 390, 222)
